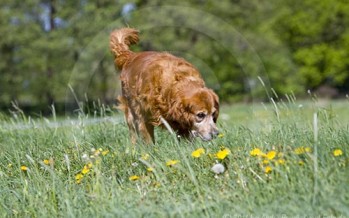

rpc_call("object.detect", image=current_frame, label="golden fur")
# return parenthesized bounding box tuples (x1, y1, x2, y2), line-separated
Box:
(110, 28, 219, 144)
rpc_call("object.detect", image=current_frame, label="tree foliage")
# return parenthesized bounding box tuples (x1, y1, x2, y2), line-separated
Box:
(0, 0, 348, 113)
(276, 0, 349, 90)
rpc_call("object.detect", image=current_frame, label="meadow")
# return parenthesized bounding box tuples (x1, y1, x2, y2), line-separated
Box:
(0, 98, 348, 217)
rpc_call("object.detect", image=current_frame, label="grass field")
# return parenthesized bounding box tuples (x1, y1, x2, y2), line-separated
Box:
(0, 98, 348, 217)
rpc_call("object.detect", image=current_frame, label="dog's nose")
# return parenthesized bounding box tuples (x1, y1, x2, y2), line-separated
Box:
(211, 129, 219, 138)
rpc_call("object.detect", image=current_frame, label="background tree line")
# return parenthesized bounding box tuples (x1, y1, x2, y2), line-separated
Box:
(1, 0, 348, 114)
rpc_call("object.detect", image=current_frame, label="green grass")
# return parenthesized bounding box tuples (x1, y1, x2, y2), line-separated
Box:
(0, 99, 348, 217)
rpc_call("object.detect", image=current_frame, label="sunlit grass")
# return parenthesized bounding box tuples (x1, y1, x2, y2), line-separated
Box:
(0, 99, 348, 217)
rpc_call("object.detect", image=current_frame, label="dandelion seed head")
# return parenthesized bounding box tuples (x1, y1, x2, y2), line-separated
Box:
(211, 163, 225, 174)
(81, 154, 89, 162)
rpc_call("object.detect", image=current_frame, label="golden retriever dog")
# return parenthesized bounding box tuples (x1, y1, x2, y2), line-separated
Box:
(110, 28, 219, 144)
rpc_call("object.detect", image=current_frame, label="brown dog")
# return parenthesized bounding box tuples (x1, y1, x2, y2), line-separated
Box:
(110, 28, 219, 144)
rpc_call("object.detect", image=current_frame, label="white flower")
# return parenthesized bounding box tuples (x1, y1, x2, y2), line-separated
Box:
(81, 154, 89, 162)
(211, 163, 225, 174)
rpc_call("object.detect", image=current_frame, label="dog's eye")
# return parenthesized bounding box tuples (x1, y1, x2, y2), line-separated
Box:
(196, 112, 206, 120)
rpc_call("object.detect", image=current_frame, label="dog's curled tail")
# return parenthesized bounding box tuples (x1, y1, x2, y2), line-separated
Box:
(110, 28, 139, 69)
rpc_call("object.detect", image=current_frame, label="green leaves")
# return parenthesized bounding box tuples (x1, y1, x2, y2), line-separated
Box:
(1, 0, 349, 113)
(276, 0, 349, 90)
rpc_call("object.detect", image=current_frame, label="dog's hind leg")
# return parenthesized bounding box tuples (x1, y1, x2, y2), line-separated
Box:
(117, 96, 137, 144)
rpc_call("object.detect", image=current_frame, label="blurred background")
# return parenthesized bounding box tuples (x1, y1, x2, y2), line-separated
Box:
(1, 0, 349, 115)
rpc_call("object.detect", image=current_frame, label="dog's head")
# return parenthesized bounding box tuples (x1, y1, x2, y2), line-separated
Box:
(179, 88, 219, 141)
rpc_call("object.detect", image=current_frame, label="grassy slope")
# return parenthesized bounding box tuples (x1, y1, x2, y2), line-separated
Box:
(0, 100, 348, 217)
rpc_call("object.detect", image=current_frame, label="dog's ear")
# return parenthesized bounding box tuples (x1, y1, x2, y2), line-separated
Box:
(209, 89, 219, 123)
(167, 97, 194, 129)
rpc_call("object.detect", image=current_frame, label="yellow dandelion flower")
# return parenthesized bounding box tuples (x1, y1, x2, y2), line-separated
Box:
(166, 160, 179, 167)
(75, 173, 83, 184)
(265, 151, 277, 160)
(141, 153, 150, 160)
(43, 159, 50, 165)
(129, 175, 140, 181)
(216, 148, 231, 160)
(191, 148, 205, 158)
(20, 166, 28, 172)
(265, 166, 272, 174)
(87, 162, 93, 168)
(147, 167, 154, 172)
(250, 148, 264, 157)
(262, 159, 269, 165)
(294, 146, 312, 155)
(218, 133, 224, 138)
(102, 150, 109, 156)
(333, 149, 343, 157)
(278, 159, 286, 165)
(81, 165, 91, 175)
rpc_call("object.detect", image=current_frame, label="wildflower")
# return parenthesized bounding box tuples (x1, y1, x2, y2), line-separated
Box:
(141, 153, 150, 160)
(211, 163, 225, 174)
(277, 159, 286, 165)
(218, 133, 224, 138)
(102, 150, 109, 156)
(166, 160, 179, 167)
(191, 148, 205, 158)
(147, 167, 154, 172)
(265, 151, 277, 160)
(333, 149, 343, 157)
(81, 164, 92, 175)
(43, 159, 50, 165)
(216, 148, 230, 160)
(129, 175, 140, 181)
(75, 173, 83, 184)
(294, 146, 312, 155)
(93, 149, 101, 157)
(87, 162, 92, 168)
(265, 166, 272, 174)
(81, 154, 89, 162)
(250, 148, 264, 157)
(262, 159, 269, 165)
(20, 166, 28, 172)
